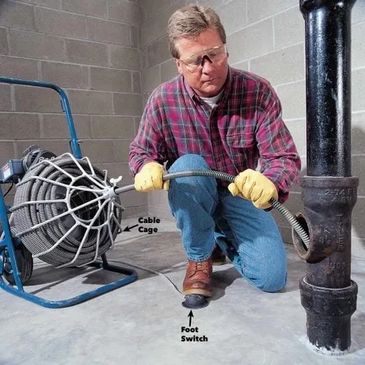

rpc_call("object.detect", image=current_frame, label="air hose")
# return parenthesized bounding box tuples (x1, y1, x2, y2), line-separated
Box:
(115, 170, 310, 248)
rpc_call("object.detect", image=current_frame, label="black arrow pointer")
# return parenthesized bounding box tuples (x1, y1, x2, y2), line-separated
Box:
(188, 310, 194, 327)
(123, 224, 139, 232)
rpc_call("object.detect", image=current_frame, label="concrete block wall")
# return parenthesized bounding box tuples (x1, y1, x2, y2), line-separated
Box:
(1, 0, 364, 256)
(139, 0, 365, 257)
(0, 0, 145, 216)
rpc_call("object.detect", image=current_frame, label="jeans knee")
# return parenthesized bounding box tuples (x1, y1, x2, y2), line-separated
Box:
(169, 154, 208, 172)
(255, 269, 287, 293)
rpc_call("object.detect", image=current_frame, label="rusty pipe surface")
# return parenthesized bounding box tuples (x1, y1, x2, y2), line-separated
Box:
(299, 0, 358, 354)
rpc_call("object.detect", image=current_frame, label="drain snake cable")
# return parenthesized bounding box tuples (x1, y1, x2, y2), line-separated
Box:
(115, 169, 310, 249)
(112, 169, 310, 296)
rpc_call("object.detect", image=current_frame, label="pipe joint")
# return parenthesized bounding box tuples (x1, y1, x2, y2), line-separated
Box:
(300, 277, 358, 352)
(292, 176, 358, 263)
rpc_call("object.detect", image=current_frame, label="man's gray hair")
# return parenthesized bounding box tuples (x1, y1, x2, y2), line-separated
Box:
(167, 5, 226, 59)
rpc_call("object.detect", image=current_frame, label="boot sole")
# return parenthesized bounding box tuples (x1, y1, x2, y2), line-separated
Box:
(183, 288, 212, 297)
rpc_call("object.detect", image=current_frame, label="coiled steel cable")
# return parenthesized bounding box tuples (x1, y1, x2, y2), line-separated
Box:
(115, 169, 310, 248)
(11, 154, 122, 267)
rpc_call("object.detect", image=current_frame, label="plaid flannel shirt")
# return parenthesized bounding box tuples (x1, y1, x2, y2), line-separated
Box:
(129, 67, 301, 202)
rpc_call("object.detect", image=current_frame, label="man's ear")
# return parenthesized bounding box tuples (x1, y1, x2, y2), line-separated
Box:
(175, 59, 183, 75)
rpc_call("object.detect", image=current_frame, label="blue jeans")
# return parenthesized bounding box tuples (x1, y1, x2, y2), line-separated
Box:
(168, 154, 287, 292)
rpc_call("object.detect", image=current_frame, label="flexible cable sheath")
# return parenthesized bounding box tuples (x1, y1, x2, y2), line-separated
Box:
(115, 169, 310, 248)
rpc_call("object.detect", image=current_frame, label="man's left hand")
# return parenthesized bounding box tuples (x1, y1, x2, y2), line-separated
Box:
(228, 169, 278, 209)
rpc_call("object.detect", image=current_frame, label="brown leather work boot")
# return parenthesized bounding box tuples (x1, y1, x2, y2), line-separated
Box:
(183, 259, 212, 297)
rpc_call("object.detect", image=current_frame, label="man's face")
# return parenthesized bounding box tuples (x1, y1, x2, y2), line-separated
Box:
(175, 28, 229, 98)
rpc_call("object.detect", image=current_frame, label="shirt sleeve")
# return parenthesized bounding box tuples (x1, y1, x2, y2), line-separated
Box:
(255, 83, 301, 203)
(129, 90, 167, 175)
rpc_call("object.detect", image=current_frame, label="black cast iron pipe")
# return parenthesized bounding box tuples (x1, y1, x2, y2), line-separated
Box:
(299, 0, 358, 353)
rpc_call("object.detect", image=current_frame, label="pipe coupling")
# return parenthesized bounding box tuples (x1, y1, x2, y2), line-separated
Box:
(300, 277, 358, 352)
(292, 176, 358, 263)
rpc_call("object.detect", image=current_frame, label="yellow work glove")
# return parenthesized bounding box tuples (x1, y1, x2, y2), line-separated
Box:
(228, 169, 278, 209)
(134, 162, 169, 192)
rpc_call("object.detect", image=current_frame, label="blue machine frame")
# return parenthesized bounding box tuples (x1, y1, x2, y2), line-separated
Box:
(0, 76, 137, 308)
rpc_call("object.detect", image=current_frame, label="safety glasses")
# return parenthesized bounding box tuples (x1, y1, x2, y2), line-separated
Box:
(179, 44, 227, 72)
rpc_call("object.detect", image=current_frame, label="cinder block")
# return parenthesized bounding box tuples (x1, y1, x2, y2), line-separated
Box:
(65, 39, 108, 66)
(276, 80, 306, 120)
(34, 7, 87, 39)
(145, 36, 170, 68)
(81, 140, 116, 163)
(113, 93, 142, 116)
(41, 62, 88, 89)
(110, 45, 140, 70)
(143, 65, 161, 94)
(0, 56, 38, 79)
(67, 90, 114, 115)
(41, 114, 90, 139)
(0, 84, 12, 111)
(62, 0, 107, 18)
(285, 118, 306, 157)
(91, 115, 135, 139)
(9, 30, 65, 61)
(274, 7, 305, 49)
(352, 197, 365, 239)
(90, 67, 131, 92)
(132, 72, 141, 93)
(130, 25, 139, 48)
(0, 28, 8, 55)
(148, 199, 173, 220)
(247, 0, 297, 24)
(272, 190, 302, 230)
(121, 189, 147, 211)
(352, 68, 365, 112)
(0, 113, 40, 139)
(250, 44, 304, 86)
(108, 0, 141, 25)
(161, 59, 178, 82)
(141, 11, 170, 47)
(86, 18, 131, 46)
(352, 21, 365, 70)
(352, 236, 365, 260)
(0, 1, 35, 31)
(113, 139, 132, 162)
(19, 0, 61, 9)
(95, 161, 133, 184)
(14, 85, 61, 112)
(139, 0, 171, 22)
(352, 112, 365, 155)
(353, 0, 365, 24)
(231, 60, 249, 71)
(352, 156, 365, 196)
(0, 142, 16, 165)
(148, 189, 168, 206)
(227, 19, 273, 63)
(124, 205, 148, 218)
(217, 0, 246, 35)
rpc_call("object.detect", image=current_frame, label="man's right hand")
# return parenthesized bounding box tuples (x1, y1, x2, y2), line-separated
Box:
(134, 162, 169, 192)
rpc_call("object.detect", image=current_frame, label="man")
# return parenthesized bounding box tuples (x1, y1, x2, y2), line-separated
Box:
(129, 5, 301, 299)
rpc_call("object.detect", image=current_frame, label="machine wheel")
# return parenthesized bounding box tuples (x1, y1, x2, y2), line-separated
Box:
(3, 244, 33, 285)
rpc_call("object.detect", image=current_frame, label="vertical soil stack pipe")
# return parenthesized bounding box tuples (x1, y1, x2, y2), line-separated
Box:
(299, 0, 358, 353)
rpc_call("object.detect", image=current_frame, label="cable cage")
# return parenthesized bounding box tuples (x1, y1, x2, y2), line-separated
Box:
(0, 76, 137, 308)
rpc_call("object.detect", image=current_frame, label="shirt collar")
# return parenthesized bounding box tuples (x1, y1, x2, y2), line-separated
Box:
(182, 66, 232, 105)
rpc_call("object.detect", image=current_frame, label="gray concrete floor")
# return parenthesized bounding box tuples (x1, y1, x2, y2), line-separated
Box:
(0, 218, 364, 365)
